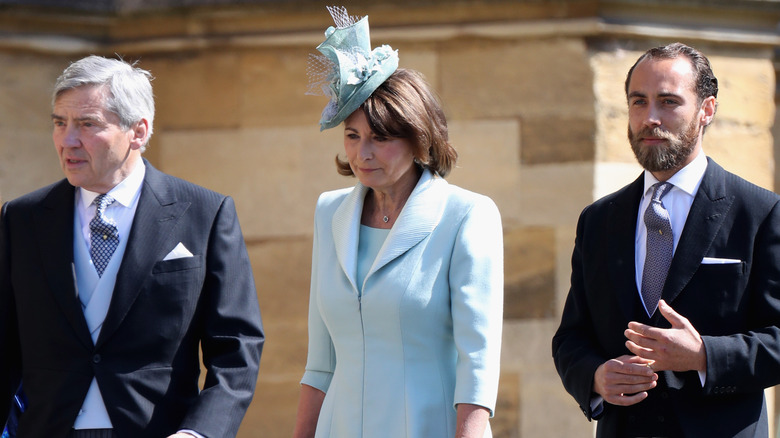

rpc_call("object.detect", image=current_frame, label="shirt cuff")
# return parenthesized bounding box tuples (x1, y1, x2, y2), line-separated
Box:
(178, 429, 205, 438)
(590, 395, 604, 417)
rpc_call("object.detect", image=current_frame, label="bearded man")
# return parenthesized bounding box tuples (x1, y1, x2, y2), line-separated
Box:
(552, 43, 780, 438)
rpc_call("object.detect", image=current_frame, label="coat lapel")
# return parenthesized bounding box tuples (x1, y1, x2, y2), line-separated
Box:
(607, 174, 646, 321)
(332, 182, 367, 293)
(659, 159, 732, 314)
(34, 181, 93, 349)
(96, 161, 191, 347)
(369, 170, 444, 277)
(330, 170, 445, 293)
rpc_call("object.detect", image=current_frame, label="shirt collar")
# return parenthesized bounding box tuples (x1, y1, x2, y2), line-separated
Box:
(79, 159, 146, 209)
(643, 149, 708, 197)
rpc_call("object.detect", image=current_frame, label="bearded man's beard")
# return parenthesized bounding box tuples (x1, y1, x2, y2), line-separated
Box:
(629, 117, 700, 172)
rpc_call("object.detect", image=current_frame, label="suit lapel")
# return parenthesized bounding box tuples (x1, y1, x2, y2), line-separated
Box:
(96, 161, 191, 347)
(607, 175, 646, 321)
(658, 159, 732, 315)
(34, 181, 93, 349)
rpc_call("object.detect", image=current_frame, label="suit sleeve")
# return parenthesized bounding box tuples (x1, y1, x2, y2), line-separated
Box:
(552, 205, 608, 420)
(300, 196, 337, 393)
(701, 199, 780, 394)
(178, 196, 264, 437)
(449, 195, 504, 415)
(0, 201, 22, 426)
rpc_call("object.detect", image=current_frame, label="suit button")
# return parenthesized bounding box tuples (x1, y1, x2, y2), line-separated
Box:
(658, 415, 665, 423)
(92, 354, 101, 364)
(661, 391, 669, 399)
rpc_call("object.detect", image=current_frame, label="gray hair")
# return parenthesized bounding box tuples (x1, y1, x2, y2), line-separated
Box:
(53, 55, 155, 151)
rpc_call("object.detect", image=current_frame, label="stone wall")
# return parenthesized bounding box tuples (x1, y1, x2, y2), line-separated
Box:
(0, 1, 778, 437)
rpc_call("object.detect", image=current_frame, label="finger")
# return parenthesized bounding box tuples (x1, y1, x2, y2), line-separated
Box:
(625, 340, 657, 361)
(605, 390, 650, 406)
(657, 300, 687, 327)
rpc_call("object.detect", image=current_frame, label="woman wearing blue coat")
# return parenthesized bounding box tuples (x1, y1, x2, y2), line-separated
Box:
(293, 7, 504, 438)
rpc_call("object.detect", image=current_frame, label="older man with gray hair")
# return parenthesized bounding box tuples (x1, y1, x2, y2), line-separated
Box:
(1, 55, 264, 438)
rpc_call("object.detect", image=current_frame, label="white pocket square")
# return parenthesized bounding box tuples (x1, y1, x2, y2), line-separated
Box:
(163, 242, 194, 261)
(701, 257, 742, 264)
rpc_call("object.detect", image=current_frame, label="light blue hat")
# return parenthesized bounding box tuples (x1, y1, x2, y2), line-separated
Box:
(307, 6, 399, 131)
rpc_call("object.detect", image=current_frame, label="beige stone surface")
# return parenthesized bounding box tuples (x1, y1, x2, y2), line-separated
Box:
(142, 51, 243, 131)
(502, 320, 591, 437)
(492, 372, 520, 438)
(239, 48, 324, 128)
(517, 162, 595, 226)
(0, 129, 61, 202)
(155, 125, 349, 239)
(705, 123, 775, 190)
(439, 39, 595, 120)
(503, 226, 556, 320)
(710, 54, 776, 129)
(447, 119, 522, 223)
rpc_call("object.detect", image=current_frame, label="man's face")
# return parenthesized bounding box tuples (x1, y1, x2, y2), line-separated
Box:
(52, 85, 145, 193)
(626, 57, 712, 176)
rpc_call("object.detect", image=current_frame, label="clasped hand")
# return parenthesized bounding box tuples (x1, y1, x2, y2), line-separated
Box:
(593, 300, 706, 406)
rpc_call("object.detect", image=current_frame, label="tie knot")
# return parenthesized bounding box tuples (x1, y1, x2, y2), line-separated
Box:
(94, 194, 115, 215)
(651, 182, 673, 202)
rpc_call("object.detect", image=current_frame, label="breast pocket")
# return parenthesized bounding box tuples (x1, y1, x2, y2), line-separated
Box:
(684, 261, 748, 332)
(152, 255, 202, 274)
(143, 255, 205, 341)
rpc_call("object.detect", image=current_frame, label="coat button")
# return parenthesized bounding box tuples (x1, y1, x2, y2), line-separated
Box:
(92, 354, 101, 364)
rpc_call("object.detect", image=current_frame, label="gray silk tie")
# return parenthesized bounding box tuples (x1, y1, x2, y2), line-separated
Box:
(90, 194, 119, 277)
(641, 182, 674, 315)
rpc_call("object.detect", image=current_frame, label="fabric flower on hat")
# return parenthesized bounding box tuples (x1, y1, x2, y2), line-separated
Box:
(306, 6, 399, 131)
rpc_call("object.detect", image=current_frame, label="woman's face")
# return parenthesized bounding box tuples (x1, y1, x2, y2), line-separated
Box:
(343, 110, 417, 195)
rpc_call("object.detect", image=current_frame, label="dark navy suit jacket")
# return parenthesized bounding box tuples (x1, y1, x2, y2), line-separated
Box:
(553, 158, 780, 437)
(0, 160, 264, 437)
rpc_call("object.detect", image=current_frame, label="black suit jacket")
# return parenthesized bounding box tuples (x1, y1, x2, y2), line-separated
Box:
(553, 158, 780, 437)
(0, 160, 264, 437)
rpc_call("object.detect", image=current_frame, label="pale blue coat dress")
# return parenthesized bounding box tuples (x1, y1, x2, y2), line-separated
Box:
(301, 170, 504, 438)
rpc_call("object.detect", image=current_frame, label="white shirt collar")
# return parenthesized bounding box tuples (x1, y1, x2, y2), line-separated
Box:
(642, 149, 708, 198)
(78, 159, 146, 209)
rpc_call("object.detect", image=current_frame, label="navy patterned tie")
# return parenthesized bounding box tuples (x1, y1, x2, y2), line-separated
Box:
(90, 194, 119, 277)
(641, 182, 674, 315)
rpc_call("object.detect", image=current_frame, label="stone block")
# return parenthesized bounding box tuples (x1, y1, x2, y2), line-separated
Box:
(155, 125, 348, 239)
(521, 114, 595, 164)
(395, 45, 439, 90)
(141, 51, 242, 131)
(240, 379, 301, 437)
(440, 39, 594, 120)
(0, 129, 61, 202)
(710, 55, 775, 129)
(705, 123, 774, 190)
(239, 48, 325, 128)
(447, 119, 522, 224)
(503, 226, 556, 320)
(0, 53, 67, 130)
(517, 162, 594, 226)
(492, 371, 520, 438)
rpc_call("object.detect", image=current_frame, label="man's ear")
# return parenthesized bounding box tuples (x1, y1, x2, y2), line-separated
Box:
(129, 119, 149, 151)
(700, 96, 717, 127)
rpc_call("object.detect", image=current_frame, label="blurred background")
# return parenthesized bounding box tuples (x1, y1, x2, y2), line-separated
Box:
(0, 0, 778, 436)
